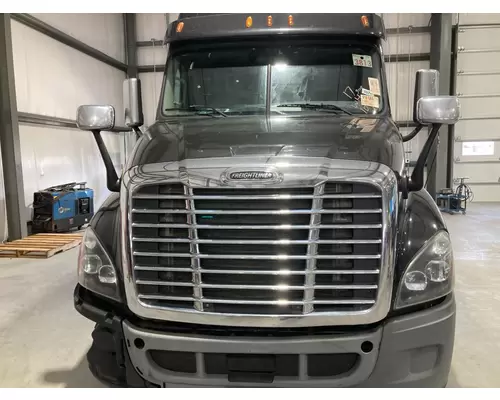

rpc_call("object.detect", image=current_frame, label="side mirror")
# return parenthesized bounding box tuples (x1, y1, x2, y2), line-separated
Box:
(75, 104, 119, 192)
(76, 105, 115, 131)
(416, 96, 461, 125)
(123, 78, 144, 128)
(413, 69, 439, 123)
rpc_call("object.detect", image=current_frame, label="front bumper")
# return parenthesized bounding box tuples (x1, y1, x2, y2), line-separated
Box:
(75, 287, 455, 387)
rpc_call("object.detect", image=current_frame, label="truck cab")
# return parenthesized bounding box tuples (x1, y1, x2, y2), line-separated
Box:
(74, 13, 460, 387)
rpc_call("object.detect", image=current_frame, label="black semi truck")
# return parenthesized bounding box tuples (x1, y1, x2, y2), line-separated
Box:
(74, 13, 460, 387)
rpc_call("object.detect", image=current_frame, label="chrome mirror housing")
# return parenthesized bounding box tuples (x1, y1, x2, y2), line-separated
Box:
(76, 105, 115, 131)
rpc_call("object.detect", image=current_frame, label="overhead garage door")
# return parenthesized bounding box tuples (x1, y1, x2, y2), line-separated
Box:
(455, 14, 500, 201)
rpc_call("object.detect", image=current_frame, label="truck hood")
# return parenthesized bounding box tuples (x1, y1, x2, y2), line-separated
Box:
(128, 114, 404, 173)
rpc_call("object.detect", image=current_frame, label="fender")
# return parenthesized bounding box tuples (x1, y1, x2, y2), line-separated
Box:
(393, 189, 448, 304)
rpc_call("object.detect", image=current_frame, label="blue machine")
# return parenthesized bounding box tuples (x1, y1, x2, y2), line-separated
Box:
(32, 182, 95, 233)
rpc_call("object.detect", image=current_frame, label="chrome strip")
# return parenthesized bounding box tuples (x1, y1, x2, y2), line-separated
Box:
(131, 208, 382, 215)
(135, 280, 378, 290)
(134, 266, 381, 275)
(132, 223, 383, 230)
(185, 185, 203, 311)
(132, 238, 382, 245)
(303, 184, 323, 313)
(133, 193, 382, 200)
(121, 157, 397, 327)
(137, 295, 376, 305)
(133, 252, 381, 260)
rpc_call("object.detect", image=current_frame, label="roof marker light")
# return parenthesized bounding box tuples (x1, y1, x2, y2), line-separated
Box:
(361, 15, 370, 28)
(246, 16, 253, 28)
(176, 22, 184, 33)
(267, 15, 273, 27)
(288, 15, 294, 26)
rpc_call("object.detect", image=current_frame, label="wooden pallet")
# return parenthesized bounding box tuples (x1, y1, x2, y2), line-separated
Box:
(0, 233, 83, 259)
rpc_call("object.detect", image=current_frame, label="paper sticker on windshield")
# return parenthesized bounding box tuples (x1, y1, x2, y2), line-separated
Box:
(368, 77, 381, 96)
(360, 94, 379, 108)
(352, 54, 373, 68)
(361, 88, 372, 96)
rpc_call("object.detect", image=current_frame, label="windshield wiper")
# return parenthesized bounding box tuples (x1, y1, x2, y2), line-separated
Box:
(164, 105, 228, 118)
(276, 103, 353, 115)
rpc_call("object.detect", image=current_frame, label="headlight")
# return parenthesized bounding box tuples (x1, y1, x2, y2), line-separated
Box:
(395, 230, 454, 309)
(78, 227, 121, 301)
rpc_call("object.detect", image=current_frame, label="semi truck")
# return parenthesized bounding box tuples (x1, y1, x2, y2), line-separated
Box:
(74, 13, 460, 387)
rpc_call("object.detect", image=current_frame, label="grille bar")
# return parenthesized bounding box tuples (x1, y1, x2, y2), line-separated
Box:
(132, 238, 382, 245)
(303, 184, 323, 313)
(133, 193, 382, 200)
(134, 266, 381, 275)
(185, 185, 203, 311)
(134, 252, 381, 260)
(132, 208, 382, 215)
(132, 223, 383, 229)
(138, 295, 376, 305)
(136, 280, 378, 290)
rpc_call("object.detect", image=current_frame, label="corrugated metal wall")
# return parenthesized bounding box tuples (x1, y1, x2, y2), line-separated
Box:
(0, 14, 127, 242)
(453, 13, 500, 201)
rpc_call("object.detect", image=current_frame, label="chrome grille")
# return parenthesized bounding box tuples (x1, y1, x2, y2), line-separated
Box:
(130, 182, 383, 316)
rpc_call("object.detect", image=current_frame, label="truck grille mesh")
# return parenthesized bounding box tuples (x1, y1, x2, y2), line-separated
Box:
(130, 182, 383, 315)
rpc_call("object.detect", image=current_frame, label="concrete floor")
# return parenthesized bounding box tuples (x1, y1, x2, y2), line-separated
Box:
(0, 203, 499, 387)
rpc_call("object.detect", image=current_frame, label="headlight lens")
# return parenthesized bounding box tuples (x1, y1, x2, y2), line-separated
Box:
(78, 227, 121, 301)
(395, 230, 453, 309)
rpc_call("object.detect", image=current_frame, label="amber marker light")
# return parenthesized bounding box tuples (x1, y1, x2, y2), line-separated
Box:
(361, 15, 370, 28)
(288, 15, 294, 26)
(176, 22, 184, 33)
(267, 15, 273, 27)
(246, 16, 253, 28)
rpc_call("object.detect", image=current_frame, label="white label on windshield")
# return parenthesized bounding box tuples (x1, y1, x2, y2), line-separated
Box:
(352, 54, 373, 68)
(368, 77, 381, 96)
(360, 94, 379, 108)
(361, 88, 372, 96)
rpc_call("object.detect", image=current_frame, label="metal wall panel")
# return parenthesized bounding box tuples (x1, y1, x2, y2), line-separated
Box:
(382, 13, 431, 29)
(30, 13, 125, 62)
(137, 46, 166, 66)
(11, 20, 126, 123)
(453, 15, 500, 201)
(458, 13, 500, 25)
(136, 13, 167, 42)
(454, 119, 500, 141)
(457, 74, 500, 96)
(457, 52, 500, 72)
(383, 32, 431, 56)
(459, 98, 500, 119)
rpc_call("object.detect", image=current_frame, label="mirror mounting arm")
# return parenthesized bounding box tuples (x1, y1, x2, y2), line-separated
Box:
(92, 129, 120, 192)
(398, 124, 442, 199)
(132, 126, 143, 140)
(402, 124, 423, 143)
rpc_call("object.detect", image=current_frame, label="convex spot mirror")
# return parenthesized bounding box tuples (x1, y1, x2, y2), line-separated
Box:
(123, 78, 144, 128)
(76, 105, 115, 131)
(416, 96, 461, 125)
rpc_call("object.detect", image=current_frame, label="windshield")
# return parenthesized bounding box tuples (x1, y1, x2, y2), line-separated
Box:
(161, 41, 385, 117)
